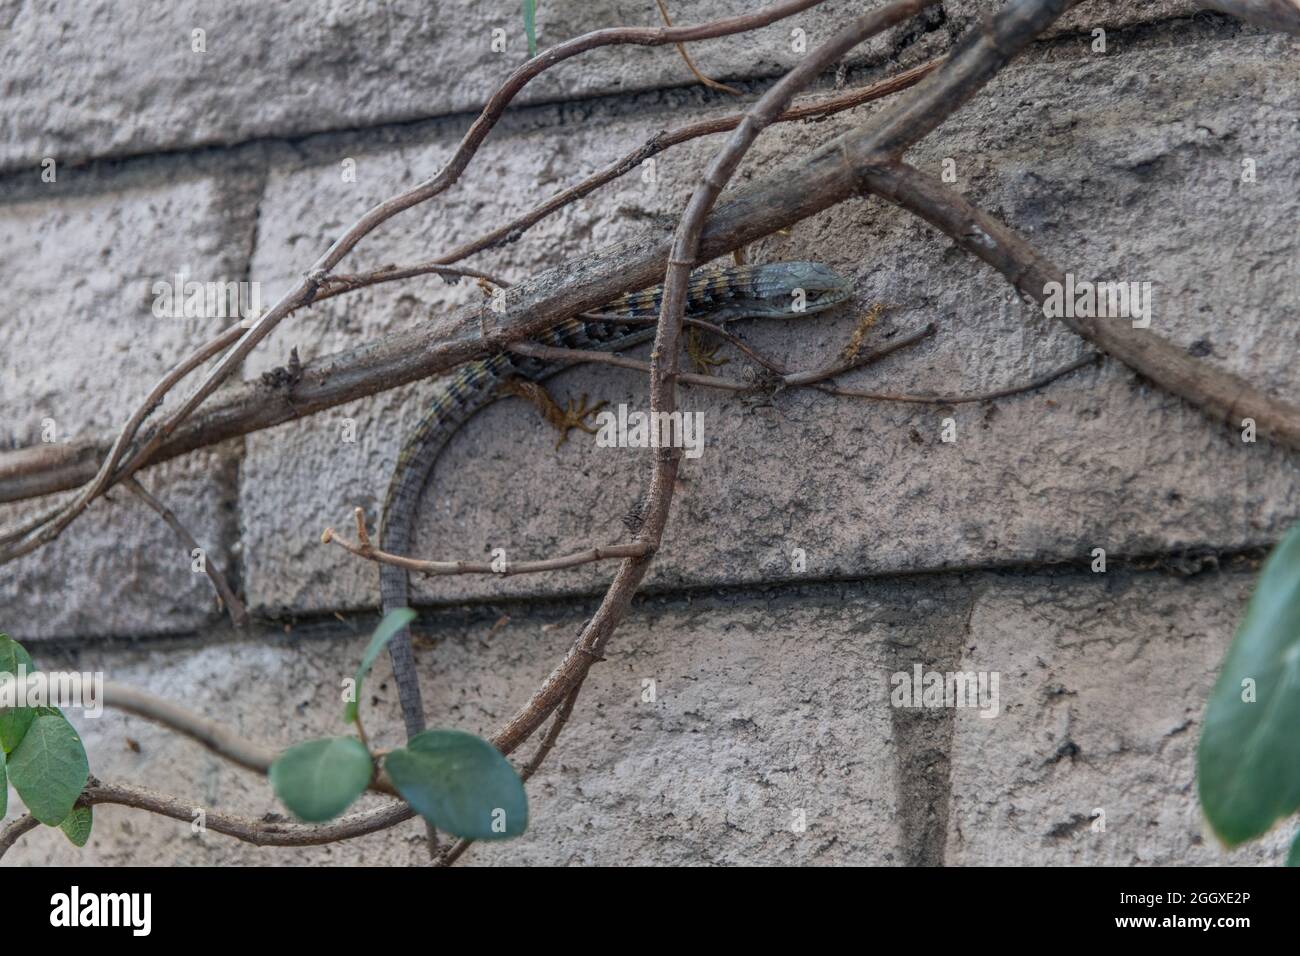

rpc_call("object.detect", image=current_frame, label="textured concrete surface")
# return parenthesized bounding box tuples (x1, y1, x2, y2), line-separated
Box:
(0, 0, 920, 172)
(4, 566, 1284, 866)
(0, 176, 253, 638)
(1, 3, 1296, 867)
(237, 29, 1300, 617)
(946, 569, 1292, 865)
(0, 0, 1213, 172)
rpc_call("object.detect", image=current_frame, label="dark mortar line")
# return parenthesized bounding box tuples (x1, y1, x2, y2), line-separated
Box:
(23, 538, 1268, 654)
(886, 586, 972, 866)
(0, 13, 1250, 204)
(263, 538, 1274, 625)
(0, 58, 863, 197)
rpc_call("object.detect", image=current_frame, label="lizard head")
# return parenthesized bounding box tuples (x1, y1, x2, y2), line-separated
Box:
(777, 261, 854, 314)
(723, 261, 853, 318)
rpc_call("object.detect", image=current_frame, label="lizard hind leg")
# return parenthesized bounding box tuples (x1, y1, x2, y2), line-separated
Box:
(498, 377, 608, 450)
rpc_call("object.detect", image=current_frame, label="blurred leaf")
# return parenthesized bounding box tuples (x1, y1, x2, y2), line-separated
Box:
(384, 729, 527, 840)
(269, 737, 373, 822)
(344, 608, 417, 723)
(1198, 522, 1300, 845)
(523, 0, 538, 57)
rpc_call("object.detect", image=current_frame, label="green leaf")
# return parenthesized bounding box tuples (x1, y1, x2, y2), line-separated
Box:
(1198, 522, 1300, 845)
(384, 729, 527, 840)
(0, 634, 36, 754)
(7, 712, 89, 826)
(269, 736, 373, 822)
(523, 0, 538, 58)
(1288, 830, 1300, 867)
(59, 804, 93, 847)
(344, 608, 417, 724)
(1, 747, 7, 818)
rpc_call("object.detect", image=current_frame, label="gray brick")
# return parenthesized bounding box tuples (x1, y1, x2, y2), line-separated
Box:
(0, 0, 923, 172)
(0, 1, 1215, 172)
(4, 582, 905, 866)
(0, 176, 253, 639)
(5, 567, 1273, 865)
(945, 567, 1292, 864)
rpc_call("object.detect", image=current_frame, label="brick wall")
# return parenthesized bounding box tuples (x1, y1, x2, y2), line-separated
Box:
(2, 0, 1296, 865)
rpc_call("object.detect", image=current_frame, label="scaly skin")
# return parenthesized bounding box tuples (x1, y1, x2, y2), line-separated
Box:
(379, 262, 852, 740)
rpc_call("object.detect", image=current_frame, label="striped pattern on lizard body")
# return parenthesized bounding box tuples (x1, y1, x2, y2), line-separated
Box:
(379, 261, 852, 740)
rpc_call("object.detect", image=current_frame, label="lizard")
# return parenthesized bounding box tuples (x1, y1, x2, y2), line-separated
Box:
(378, 261, 853, 742)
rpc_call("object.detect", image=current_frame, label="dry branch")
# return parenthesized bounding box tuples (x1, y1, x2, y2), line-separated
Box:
(323, 506, 652, 576)
(857, 160, 1300, 444)
(124, 477, 249, 627)
(0, 779, 414, 858)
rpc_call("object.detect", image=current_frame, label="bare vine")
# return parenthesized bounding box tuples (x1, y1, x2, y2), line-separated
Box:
(2, 0, 1297, 865)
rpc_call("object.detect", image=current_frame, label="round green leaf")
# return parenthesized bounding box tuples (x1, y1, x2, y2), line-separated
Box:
(384, 729, 527, 840)
(59, 804, 93, 847)
(0, 634, 36, 754)
(7, 712, 89, 826)
(269, 736, 373, 822)
(1198, 522, 1300, 845)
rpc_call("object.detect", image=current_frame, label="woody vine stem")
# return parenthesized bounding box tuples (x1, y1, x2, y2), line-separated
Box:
(1, 0, 1297, 865)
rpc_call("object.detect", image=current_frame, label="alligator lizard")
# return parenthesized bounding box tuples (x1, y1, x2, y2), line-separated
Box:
(379, 261, 852, 740)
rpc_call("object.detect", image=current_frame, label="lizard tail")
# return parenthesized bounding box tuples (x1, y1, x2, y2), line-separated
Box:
(380, 563, 427, 739)
(378, 358, 523, 740)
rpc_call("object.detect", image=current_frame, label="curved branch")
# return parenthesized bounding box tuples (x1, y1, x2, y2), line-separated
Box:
(0, 779, 415, 859)
(102, 681, 278, 774)
(857, 160, 1300, 445)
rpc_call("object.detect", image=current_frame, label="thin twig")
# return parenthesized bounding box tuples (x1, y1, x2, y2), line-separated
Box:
(322, 506, 652, 576)
(657, 0, 744, 96)
(511, 322, 942, 394)
(101, 681, 398, 797)
(816, 352, 1101, 403)
(582, 311, 792, 374)
(432, 58, 940, 267)
(124, 476, 249, 627)
(314, 263, 512, 301)
(102, 681, 277, 773)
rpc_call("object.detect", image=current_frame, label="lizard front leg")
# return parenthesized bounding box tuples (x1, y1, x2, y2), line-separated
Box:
(498, 378, 608, 449)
